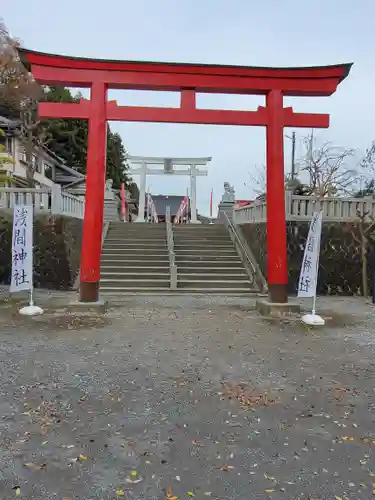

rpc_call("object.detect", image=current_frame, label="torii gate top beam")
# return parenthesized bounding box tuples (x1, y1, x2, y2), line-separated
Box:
(20, 48, 352, 128)
(20, 48, 351, 97)
(128, 156, 212, 165)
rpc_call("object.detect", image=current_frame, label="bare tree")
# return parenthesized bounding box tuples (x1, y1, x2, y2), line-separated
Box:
(360, 140, 375, 173)
(247, 164, 266, 197)
(0, 19, 47, 187)
(299, 133, 357, 197)
(247, 164, 308, 199)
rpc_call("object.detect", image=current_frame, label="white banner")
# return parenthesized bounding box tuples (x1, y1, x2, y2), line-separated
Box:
(297, 211, 323, 298)
(10, 205, 33, 293)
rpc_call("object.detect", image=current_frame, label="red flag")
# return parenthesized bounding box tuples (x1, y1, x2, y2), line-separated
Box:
(209, 189, 213, 217)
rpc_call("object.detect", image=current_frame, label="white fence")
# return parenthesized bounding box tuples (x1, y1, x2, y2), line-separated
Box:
(0, 186, 85, 219)
(234, 191, 375, 224)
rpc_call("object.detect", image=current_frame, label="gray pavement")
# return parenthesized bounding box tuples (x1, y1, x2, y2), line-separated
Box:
(0, 293, 374, 499)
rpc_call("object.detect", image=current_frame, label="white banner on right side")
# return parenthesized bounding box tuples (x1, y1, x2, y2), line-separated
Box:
(297, 211, 323, 298)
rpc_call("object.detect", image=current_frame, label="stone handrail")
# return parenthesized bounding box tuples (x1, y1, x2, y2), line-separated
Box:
(234, 191, 375, 223)
(60, 191, 85, 218)
(0, 188, 51, 211)
(221, 210, 268, 294)
(165, 205, 177, 290)
(0, 186, 85, 219)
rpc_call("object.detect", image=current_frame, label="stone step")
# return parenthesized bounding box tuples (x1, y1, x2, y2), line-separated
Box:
(174, 243, 234, 249)
(103, 242, 167, 248)
(174, 249, 238, 255)
(108, 229, 166, 233)
(101, 255, 169, 262)
(106, 232, 166, 238)
(101, 265, 169, 273)
(176, 260, 242, 267)
(177, 266, 248, 273)
(177, 279, 253, 289)
(105, 236, 167, 241)
(100, 287, 172, 293)
(173, 240, 233, 245)
(101, 272, 169, 278)
(107, 228, 166, 233)
(178, 273, 249, 281)
(100, 278, 170, 288)
(102, 247, 168, 254)
(175, 255, 241, 262)
(100, 288, 256, 295)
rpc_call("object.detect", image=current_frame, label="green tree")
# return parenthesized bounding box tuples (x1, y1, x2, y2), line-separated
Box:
(106, 129, 131, 190)
(42, 86, 88, 172)
(43, 87, 132, 189)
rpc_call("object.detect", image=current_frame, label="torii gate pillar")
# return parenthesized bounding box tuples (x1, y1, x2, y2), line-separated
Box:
(79, 82, 107, 302)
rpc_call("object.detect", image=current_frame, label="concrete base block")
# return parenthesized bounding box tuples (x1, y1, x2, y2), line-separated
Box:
(256, 299, 300, 318)
(67, 300, 108, 314)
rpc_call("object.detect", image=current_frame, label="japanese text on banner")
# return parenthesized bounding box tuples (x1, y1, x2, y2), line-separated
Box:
(297, 211, 323, 298)
(10, 205, 33, 293)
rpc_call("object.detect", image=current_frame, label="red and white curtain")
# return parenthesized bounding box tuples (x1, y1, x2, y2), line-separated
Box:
(147, 193, 159, 223)
(174, 195, 189, 224)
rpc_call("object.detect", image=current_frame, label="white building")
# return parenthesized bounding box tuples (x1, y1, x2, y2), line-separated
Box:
(0, 116, 85, 190)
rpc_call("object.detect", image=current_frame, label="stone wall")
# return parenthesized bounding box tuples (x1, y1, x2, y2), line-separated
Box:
(0, 213, 83, 290)
(240, 221, 375, 295)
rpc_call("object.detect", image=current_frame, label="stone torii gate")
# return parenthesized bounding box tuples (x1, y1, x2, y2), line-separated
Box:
(128, 156, 211, 223)
(19, 47, 352, 304)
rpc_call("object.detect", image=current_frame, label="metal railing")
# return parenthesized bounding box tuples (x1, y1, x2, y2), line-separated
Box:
(221, 210, 268, 294)
(165, 205, 177, 290)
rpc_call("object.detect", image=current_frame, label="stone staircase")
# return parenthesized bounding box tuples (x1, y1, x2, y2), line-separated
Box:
(173, 224, 256, 293)
(100, 223, 170, 293)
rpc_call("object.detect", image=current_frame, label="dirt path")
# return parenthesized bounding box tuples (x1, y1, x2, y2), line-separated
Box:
(0, 295, 374, 499)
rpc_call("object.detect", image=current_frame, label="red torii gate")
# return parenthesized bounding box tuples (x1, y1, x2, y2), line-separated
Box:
(19, 49, 352, 304)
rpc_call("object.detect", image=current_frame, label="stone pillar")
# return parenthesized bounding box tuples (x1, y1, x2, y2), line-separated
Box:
(135, 161, 147, 222)
(217, 182, 235, 223)
(103, 180, 120, 222)
(189, 164, 201, 223)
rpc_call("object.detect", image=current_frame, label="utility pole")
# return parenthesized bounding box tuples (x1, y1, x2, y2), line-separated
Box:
(309, 128, 314, 188)
(291, 131, 296, 180)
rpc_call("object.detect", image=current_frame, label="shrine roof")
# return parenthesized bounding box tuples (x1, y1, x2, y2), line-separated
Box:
(19, 48, 353, 97)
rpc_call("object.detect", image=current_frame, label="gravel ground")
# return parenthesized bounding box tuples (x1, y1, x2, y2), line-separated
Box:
(0, 293, 374, 499)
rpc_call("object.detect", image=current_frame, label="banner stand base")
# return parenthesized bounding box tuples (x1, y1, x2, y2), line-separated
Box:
(19, 304, 44, 316)
(301, 313, 325, 326)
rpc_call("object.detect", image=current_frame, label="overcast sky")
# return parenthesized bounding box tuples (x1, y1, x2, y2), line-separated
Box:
(2, 0, 375, 214)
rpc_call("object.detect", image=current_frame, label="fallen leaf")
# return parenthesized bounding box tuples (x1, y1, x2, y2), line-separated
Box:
(79, 454, 88, 461)
(335, 497, 343, 500)
(131, 471, 137, 477)
(217, 465, 235, 471)
(264, 490, 276, 494)
(125, 477, 142, 484)
(116, 488, 125, 496)
(14, 487, 21, 497)
(23, 462, 46, 471)
(186, 493, 195, 497)
(167, 486, 178, 500)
